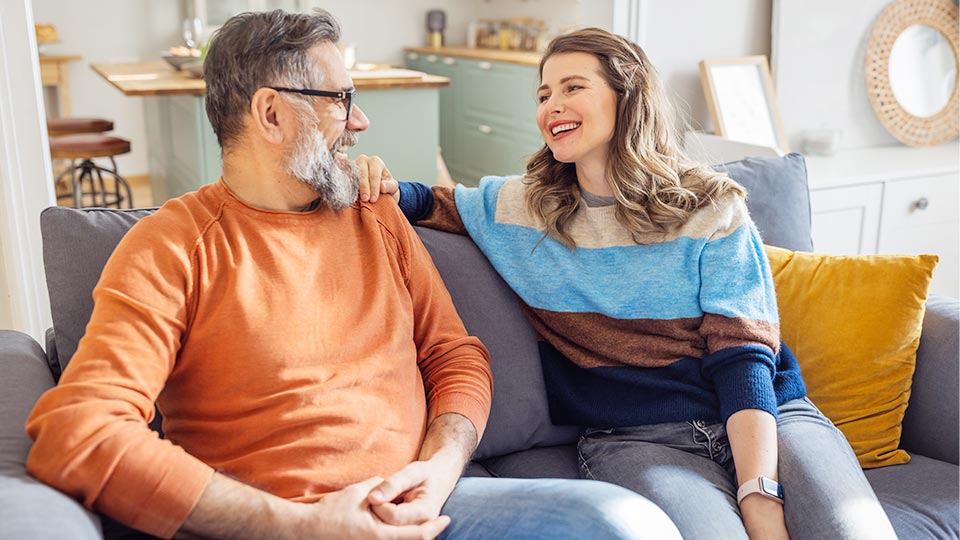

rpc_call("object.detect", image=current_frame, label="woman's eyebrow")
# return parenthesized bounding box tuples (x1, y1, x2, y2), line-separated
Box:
(537, 75, 590, 93)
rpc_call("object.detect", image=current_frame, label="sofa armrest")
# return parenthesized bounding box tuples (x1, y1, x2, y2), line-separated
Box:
(899, 295, 959, 464)
(0, 330, 102, 539)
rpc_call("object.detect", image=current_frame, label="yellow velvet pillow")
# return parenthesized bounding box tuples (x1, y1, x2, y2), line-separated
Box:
(764, 245, 938, 468)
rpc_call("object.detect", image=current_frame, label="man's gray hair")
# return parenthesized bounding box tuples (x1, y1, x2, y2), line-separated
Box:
(204, 9, 341, 150)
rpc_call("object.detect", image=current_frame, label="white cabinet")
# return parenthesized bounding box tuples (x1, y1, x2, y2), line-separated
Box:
(805, 143, 959, 297)
(809, 183, 883, 255)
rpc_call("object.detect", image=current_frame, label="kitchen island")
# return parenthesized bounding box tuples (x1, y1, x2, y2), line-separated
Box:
(92, 61, 448, 202)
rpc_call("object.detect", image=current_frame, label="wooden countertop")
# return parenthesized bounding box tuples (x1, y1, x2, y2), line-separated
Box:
(39, 54, 82, 63)
(405, 46, 542, 66)
(91, 61, 449, 97)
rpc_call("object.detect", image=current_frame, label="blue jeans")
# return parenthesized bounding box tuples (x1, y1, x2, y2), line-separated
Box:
(577, 398, 898, 540)
(439, 477, 681, 539)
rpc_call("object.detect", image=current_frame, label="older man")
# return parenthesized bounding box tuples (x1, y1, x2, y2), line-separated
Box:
(25, 9, 678, 540)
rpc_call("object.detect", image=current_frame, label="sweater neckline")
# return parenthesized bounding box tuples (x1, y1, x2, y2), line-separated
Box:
(214, 178, 338, 219)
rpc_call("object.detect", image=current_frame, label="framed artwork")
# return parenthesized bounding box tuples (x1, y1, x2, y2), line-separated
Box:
(699, 56, 790, 152)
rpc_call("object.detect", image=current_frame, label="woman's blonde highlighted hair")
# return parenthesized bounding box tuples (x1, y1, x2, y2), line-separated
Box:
(524, 28, 745, 247)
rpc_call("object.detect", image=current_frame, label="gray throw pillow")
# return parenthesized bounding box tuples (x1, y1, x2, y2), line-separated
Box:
(714, 153, 814, 252)
(40, 206, 159, 375)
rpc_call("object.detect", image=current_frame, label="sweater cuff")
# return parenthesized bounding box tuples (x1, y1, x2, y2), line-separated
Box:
(428, 392, 490, 442)
(397, 181, 434, 223)
(98, 445, 214, 538)
(710, 356, 778, 423)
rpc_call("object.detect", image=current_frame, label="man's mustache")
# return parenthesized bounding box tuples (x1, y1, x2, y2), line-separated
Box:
(332, 130, 359, 153)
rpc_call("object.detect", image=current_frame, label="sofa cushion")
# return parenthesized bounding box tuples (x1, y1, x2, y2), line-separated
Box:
(865, 455, 960, 540)
(714, 153, 813, 252)
(766, 245, 938, 468)
(40, 206, 159, 374)
(415, 228, 582, 459)
(479, 444, 581, 480)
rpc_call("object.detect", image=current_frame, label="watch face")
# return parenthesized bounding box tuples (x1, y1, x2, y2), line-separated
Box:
(760, 477, 783, 499)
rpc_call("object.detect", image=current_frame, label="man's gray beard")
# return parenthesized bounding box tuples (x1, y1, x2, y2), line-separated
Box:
(284, 111, 360, 211)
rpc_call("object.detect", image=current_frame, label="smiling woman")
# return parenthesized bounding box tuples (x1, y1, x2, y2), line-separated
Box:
(388, 26, 901, 540)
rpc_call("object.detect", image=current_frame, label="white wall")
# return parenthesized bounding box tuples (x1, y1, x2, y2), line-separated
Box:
(31, 0, 182, 176)
(29, 0, 768, 177)
(641, 0, 771, 131)
(0, 235, 12, 331)
(0, 0, 57, 340)
(299, 1, 478, 64)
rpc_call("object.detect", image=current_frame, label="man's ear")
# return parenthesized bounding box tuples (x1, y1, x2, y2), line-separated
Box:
(249, 88, 286, 145)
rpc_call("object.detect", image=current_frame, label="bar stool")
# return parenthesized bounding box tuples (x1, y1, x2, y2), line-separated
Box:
(46, 117, 113, 137)
(49, 134, 133, 209)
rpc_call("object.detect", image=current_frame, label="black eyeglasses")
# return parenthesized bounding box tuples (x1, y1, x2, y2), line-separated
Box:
(269, 86, 355, 120)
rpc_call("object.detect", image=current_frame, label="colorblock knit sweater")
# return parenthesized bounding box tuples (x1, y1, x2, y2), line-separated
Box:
(26, 180, 492, 538)
(399, 176, 805, 427)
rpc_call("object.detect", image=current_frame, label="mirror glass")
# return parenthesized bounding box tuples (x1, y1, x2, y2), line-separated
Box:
(888, 24, 957, 118)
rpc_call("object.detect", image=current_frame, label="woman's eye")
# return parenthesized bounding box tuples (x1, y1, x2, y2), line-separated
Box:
(537, 95, 549, 103)
(567, 85, 582, 93)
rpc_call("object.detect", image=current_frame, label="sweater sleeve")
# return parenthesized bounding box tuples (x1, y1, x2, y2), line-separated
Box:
(25, 209, 214, 538)
(407, 185, 468, 235)
(391, 207, 492, 438)
(697, 197, 781, 422)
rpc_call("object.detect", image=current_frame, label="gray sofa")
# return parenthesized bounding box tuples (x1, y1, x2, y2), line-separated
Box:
(1, 154, 957, 539)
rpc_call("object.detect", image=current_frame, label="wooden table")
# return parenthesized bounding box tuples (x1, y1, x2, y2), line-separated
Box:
(90, 61, 450, 96)
(91, 61, 450, 199)
(39, 54, 81, 116)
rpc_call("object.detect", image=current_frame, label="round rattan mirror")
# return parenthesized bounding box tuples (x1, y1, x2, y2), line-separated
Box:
(865, 0, 959, 146)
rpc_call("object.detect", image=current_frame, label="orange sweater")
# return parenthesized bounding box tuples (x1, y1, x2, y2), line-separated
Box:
(25, 180, 492, 538)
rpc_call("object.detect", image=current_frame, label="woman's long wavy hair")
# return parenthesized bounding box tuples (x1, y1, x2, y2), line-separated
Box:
(524, 28, 745, 247)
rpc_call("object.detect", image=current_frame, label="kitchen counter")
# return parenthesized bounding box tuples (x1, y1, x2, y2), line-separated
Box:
(92, 61, 447, 202)
(91, 60, 449, 96)
(404, 46, 542, 66)
(39, 54, 82, 116)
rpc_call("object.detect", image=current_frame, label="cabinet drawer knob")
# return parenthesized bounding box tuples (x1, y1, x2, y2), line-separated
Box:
(443, 57, 456, 65)
(478, 61, 493, 70)
(914, 197, 930, 210)
(407, 53, 419, 60)
(478, 124, 493, 134)
(426, 55, 438, 62)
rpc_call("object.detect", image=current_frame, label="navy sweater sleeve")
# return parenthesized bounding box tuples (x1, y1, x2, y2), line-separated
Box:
(397, 181, 435, 223)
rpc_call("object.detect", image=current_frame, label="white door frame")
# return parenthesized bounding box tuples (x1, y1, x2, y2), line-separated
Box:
(613, 0, 648, 46)
(0, 0, 56, 342)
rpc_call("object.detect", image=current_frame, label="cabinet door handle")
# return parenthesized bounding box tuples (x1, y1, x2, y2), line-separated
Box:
(914, 197, 930, 210)
(478, 61, 492, 70)
(426, 55, 438, 62)
(407, 52, 419, 60)
(443, 57, 456, 65)
(478, 124, 493, 134)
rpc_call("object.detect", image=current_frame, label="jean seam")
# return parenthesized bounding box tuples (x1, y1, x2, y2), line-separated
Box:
(577, 438, 596, 480)
(690, 420, 716, 460)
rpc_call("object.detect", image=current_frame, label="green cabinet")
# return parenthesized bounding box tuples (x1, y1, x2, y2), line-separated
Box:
(406, 52, 543, 186)
(143, 86, 441, 202)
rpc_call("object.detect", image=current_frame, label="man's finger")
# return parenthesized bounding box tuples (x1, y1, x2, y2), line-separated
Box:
(368, 464, 425, 504)
(370, 499, 435, 526)
(382, 515, 451, 540)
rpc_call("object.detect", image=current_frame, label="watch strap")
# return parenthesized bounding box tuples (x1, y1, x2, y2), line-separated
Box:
(737, 476, 784, 505)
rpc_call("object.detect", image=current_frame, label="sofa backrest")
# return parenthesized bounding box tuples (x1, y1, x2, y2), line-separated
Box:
(41, 207, 159, 378)
(39, 154, 814, 459)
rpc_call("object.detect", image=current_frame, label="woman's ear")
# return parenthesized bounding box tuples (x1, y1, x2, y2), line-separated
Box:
(249, 87, 285, 145)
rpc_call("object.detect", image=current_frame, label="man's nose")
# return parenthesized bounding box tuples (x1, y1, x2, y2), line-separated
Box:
(347, 104, 370, 131)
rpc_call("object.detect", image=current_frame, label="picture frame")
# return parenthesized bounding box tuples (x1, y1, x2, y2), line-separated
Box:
(699, 55, 790, 152)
